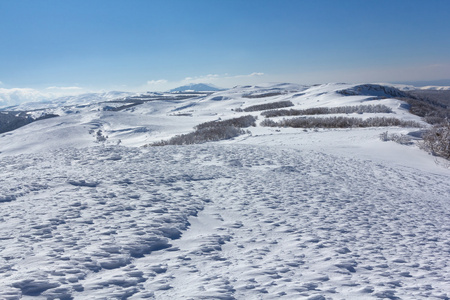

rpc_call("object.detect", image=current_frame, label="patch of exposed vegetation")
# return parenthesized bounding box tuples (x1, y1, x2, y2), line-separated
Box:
(242, 92, 284, 99)
(235, 100, 294, 113)
(103, 101, 143, 112)
(169, 113, 193, 117)
(195, 115, 256, 130)
(149, 115, 256, 146)
(337, 84, 408, 98)
(0, 112, 59, 134)
(261, 104, 393, 118)
(379, 131, 414, 145)
(419, 120, 450, 159)
(260, 116, 422, 129)
(401, 90, 450, 125)
(150, 126, 246, 146)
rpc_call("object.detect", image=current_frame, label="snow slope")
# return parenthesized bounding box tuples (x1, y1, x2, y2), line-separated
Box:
(0, 82, 425, 157)
(0, 91, 136, 111)
(0, 83, 449, 299)
(420, 86, 450, 91)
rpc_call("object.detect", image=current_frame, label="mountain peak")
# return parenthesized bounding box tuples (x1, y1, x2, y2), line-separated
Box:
(169, 83, 223, 93)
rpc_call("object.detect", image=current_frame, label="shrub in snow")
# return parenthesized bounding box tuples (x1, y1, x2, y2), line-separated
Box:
(150, 115, 256, 146)
(261, 116, 423, 129)
(379, 131, 390, 142)
(236, 100, 294, 112)
(261, 105, 393, 118)
(424, 115, 445, 125)
(150, 126, 244, 146)
(242, 92, 284, 99)
(96, 130, 107, 142)
(379, 131, 413, 145)
(195, 115, 256, 130)
(420, 120, 450, 159)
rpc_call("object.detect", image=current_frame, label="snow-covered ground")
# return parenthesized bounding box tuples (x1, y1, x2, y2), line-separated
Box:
(0, 83, 449, 299)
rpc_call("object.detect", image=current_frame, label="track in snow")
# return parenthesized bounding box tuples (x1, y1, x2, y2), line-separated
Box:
(0, 144, 449, 299)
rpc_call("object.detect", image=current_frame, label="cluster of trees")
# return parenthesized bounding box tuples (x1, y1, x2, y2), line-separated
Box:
(150, 115, 256, 146)
(150, 126, 245, 146)
(260, 116, 422, 129)
(337, 84, 408, 98)
(261, 104, 393, 118)
(395, 90, 450, 160)
(235, 101, 294, 112)
(242, 92, 284, 99)
(0, 113, 33, 134)
(0, 112, 58, 134)
(399, 91, 450, 125)
(420, 120, 450, 159)
(195, 115, 256, 130)
(401, 96, 449, 125)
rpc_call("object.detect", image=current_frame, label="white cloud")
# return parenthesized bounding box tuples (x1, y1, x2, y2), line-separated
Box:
(46, 86, 83, 90)
(138, 79, 172, 92)
(229, 72, 264, 78)
(0, 88, 50, 108)
(181, 74, 220, 83)
(147, 79, 168, 85)
(179, 72, 266, 87)
(0, 86, 92, 108)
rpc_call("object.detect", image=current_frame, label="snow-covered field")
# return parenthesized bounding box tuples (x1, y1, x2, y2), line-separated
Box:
(0, 83, 449, 299)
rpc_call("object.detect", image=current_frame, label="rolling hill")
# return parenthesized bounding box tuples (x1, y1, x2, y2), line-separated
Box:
(0, 83, 449, 299)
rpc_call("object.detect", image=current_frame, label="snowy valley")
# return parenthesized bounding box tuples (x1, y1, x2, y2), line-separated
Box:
(0, 83, 449, 299)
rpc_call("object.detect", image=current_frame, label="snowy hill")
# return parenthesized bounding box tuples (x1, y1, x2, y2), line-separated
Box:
(0, 83, 449, 299)
(337, 84, 408, 98)
(1, 91, 136, 111)
(420, 85, 450, 91)
(169, 83, 223, 92)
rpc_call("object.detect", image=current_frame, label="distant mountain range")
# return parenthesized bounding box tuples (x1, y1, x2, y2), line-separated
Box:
(169, 83, 223, 92)
(394, 79, 450, 87)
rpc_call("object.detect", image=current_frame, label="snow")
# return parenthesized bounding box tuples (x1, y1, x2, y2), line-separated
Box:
(420, 86, 450, 91)
(0, 83, 449, 299)
(1, 91, 137, 111)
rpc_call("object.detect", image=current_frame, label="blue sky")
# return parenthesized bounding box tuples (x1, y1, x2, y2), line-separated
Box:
(1, 0, 449, 94)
